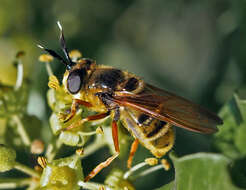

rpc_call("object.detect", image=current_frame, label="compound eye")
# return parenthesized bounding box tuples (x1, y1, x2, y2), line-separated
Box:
(67, 69, 86, 94)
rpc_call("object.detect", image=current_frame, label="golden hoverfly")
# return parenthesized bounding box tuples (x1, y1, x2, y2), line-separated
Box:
(38, 22, 223, 182)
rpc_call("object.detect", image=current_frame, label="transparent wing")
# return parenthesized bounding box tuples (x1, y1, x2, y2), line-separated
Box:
(112, 84, 223, 134)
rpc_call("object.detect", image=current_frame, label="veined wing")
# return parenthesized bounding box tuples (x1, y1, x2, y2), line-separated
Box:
(112, 84, 223, 134)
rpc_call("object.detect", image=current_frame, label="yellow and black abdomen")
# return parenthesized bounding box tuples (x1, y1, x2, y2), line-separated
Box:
(121, 108, 175, 158)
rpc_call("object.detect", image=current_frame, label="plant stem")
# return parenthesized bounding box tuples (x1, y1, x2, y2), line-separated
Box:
(78, 131, 97, 136)
(12, 115, 31, 146)
(131, 164, 164, 180)
(14, 59, 23, 91)
(14, 162, 40, 178)
(80, 137, 107, 159)
(0, 178, 31, 189)
(45, 62, 53, 77)
(46, 138, 63, 162)
(123, 162, 147, 179)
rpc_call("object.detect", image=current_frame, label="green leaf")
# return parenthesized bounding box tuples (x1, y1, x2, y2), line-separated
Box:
(155, 181, 174, 190)
(157, 153, 241, 190)
(234, 124, 246, 155)
(213, 93, 246, 158)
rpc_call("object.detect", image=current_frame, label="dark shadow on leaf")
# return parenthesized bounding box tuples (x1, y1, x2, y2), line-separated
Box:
(229, 157, 246, 188)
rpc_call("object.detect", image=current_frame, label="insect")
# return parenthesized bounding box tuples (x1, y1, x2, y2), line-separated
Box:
(38, 22, 223, 182)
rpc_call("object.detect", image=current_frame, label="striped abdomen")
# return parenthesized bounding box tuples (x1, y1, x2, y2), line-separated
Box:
(121, 108, 175, 158)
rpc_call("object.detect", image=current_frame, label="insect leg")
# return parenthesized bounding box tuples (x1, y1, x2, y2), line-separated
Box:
(84, 109, 120, 182)
(84, 153, 119, 182)
(75, 99, 93, 107)
(127, 139, 139, 168)
(64, 111, 110, 130)
(61, 99, 92, 123)
(112, 107, 120, 152)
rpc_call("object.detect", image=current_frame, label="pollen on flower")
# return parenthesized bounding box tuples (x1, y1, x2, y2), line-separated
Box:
(69, 50, 82, 61)
(39, 54, 54, 63)
(76, 148, 84, 156)
(37, 156, 47, 169)
(161, 159, 170, 171)
(48, 75, 60, 90)
(96, 126, 104, 135)
(99, 185, 105, 190)
(34, 165, 43, 173)
(145, 158, 158, 166)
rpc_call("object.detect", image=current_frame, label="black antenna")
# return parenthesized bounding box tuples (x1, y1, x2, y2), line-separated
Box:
(57, 21, 75, 70)
(37, 44, 68, 67)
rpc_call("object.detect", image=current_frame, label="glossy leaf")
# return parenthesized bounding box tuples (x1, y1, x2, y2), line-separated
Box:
(156, 153, 241, 190)
(213, 93, 246, 158)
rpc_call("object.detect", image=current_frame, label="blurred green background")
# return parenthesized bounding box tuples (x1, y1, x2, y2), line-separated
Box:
(0, 0, 246, 189)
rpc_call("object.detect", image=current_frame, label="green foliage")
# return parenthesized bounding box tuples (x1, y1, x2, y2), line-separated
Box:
(213, 93, 246, 158)
(158, 153, 241, 190)
(212, 93, 246, 188)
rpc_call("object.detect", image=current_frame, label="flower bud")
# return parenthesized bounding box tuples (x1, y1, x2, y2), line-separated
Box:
(105, 168, 135, 190)
(0, 145, 16, 172)
(31, 139, 45, 155)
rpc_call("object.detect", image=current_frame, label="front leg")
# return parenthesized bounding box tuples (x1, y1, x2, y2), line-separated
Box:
(84, 107, 120, 182)
(64, 111, 110, 130)
(59, 98, 92, 123)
